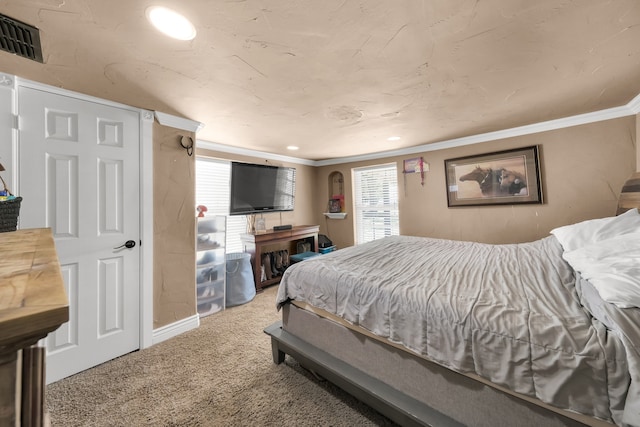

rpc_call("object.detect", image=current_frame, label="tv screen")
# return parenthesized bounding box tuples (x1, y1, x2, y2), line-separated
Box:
(229, 162, 296, 215)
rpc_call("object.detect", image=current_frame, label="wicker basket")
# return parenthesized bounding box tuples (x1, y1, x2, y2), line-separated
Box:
(0, 196, 22, 232)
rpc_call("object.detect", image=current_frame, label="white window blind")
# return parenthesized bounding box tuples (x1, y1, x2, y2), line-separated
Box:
(352, 163, 400, 245)
(195, 157, 246, 253)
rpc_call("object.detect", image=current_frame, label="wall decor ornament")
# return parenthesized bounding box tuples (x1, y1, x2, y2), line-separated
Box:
(403, 156, 426, 186)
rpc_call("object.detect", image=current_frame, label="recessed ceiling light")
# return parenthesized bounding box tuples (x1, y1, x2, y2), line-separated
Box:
(387, 136, 401, 141)
(146, 6, 196, 41)
(286, 146, 299, 151)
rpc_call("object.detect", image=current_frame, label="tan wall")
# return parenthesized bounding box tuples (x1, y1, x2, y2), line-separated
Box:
(5, 69, 637, 331)
(153, 123, 197, 328)
(315, 116, 637, 248)
(195, 148, 318, 231)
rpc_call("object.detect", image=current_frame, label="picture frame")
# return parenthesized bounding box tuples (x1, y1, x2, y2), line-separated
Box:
(328, 198, 342, 213)
(255, 217, 266, 233)
(444, 145, 542, 207)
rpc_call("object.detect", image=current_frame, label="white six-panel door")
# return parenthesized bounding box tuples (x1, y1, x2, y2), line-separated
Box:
(18, 86, 141, 383)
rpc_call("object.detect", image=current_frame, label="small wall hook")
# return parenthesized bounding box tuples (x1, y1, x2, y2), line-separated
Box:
(180, 135, 194, 156)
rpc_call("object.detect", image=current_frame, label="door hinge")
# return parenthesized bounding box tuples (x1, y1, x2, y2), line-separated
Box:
(13, 114, 19, 130)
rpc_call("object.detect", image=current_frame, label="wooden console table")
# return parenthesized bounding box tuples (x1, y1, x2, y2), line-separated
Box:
(240, 225, 319, 292)
(0, 228, 68, 427)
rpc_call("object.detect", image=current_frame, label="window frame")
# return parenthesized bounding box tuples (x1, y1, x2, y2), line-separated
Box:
(352, 162, 400, 245)
(195, 157, 246, 253)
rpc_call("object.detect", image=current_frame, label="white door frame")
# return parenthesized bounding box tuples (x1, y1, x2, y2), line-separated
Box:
(3, 72, 155, 350)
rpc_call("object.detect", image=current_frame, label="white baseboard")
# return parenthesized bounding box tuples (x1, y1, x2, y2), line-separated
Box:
(152, 314, 200, 346)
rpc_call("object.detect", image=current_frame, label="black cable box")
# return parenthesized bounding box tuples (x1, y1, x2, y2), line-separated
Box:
(273, 224, 293, 231)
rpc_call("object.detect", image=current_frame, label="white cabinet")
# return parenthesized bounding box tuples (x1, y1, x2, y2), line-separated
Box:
(196, 216, 226, 317)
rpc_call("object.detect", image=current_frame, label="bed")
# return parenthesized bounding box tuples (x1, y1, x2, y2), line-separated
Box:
(265, 172, 640, 427)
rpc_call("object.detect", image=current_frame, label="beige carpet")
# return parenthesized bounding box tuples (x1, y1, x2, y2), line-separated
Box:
(46, 285, 399, 426)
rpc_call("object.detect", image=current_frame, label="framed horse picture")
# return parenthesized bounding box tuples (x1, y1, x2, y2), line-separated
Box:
(445, 145, 542, 207)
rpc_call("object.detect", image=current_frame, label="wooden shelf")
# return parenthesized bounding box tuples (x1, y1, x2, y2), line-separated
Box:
(240, 225, 319, 292)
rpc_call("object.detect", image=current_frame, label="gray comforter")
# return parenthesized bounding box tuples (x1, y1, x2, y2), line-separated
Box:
(276, 235, 640, 426)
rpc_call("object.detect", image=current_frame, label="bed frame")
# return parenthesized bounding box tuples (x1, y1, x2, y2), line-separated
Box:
(264, 172, 640, 427)
(266, 304, 607, 427)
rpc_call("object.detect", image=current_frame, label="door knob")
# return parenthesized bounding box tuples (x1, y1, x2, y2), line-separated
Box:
(114, 240, 136, 249)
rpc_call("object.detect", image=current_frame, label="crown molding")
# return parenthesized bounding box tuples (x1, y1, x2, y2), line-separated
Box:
(197, 140, 316, 166)
(195, 93, 640, 168)
(316, 98, 640, 166)
(627, 93, 640, 114)
(154, 111, 204, 133)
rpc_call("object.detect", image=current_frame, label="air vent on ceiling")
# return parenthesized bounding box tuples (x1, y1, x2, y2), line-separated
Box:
(0, 14, 43, 63)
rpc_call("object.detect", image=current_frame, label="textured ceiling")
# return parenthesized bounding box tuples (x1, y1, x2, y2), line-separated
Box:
(1, 0, 639, 161)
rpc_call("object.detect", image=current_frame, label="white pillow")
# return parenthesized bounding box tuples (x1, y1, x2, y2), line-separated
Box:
(550, 208, 640, 252)
(563, 232, 640, 308)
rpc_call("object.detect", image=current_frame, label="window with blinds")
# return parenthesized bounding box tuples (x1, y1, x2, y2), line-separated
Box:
(195, 157, 246, 253)
(352, 163, 400, 245)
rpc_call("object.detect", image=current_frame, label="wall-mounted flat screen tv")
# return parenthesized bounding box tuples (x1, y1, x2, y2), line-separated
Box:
(229, 162, 296, 215)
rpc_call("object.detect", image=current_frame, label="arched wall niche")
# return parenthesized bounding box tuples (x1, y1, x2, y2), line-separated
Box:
(327, 171, 344, 212)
